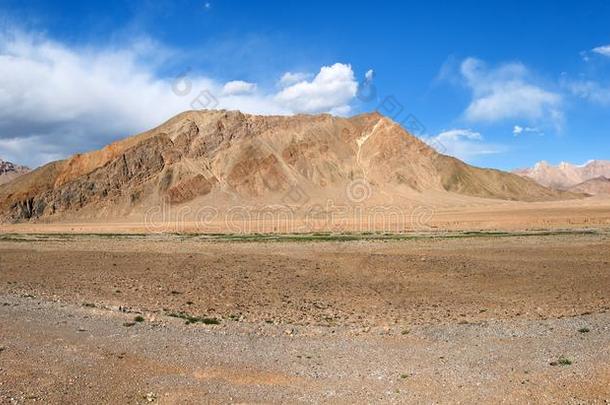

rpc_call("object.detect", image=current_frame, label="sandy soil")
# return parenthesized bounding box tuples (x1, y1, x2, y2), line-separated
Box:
(1, 233, 609, 403)
(1, 195, 610, 235)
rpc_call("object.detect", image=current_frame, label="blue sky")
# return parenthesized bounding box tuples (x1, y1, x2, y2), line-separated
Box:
(0, 0, 609, 170)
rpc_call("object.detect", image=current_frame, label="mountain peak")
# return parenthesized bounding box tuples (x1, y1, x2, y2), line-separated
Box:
(0, 110, 575, 223)
(0, 158, 30, 185)
(514, 159, 610, 190)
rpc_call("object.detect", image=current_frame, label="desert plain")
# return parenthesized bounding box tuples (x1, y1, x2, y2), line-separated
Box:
(1, 199, 610, 404)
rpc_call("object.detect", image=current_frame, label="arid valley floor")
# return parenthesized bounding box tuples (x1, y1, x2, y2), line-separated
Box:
(3, 0, 610, 402)
(1, 227, 609, 403)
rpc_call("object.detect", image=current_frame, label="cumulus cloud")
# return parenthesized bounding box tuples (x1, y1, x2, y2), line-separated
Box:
(459, 58, 563, 129)
(423, 128, 503, 162)
(592, 45, 610, 57)
(0, 31, 193, 166)
(274, 63, 358, 115)
(278, 72, 311, 87)
(221, 80, 256, 95)
(0, 30, 363, 167)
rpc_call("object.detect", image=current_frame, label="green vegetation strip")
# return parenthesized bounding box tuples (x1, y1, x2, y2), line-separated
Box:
(166, 311, 221, 325)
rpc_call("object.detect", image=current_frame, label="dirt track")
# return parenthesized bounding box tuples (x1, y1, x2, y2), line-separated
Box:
(1, 233, 610, 403)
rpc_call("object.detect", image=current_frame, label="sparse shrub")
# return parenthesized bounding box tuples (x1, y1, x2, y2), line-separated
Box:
(134, 315, 145, 322)
(550, 356, 572, 366)
(201, 317, 220, 325)
(167, 311, 220, 325)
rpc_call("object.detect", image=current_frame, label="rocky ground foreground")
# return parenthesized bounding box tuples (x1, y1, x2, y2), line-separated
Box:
(0, 232, 609, 403)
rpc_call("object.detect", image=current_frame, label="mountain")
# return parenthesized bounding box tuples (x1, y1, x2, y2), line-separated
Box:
(0, 110, 577, 223)
(514, 160, 610, 190)
(0, 159, 30, 185)
(567, 176, 610, 195)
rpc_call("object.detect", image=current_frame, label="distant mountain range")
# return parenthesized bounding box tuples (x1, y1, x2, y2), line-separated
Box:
(0, 159, 30, 185)
(514, 160, 610, 194)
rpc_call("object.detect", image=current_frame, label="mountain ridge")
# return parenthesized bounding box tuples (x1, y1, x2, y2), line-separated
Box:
(0, 110, 578, 223)
(513, 160, 610, 191)
(567, 176, 610, 195)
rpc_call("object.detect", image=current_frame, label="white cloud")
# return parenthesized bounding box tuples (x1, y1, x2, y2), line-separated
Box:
(566, 80, 610, 106)
(0, 135, 65, 167)
(513, 125, 523, 135)
(0, 30, 363, 167)
(512, 125, 543, 136)
(278, 72, 311, 87)
(221, 80, 256, 95)
(423, 128, 503, 162)
(365, 69, 374, 82)
(459, 58, 563, 129)
(274, 63, 358, 115)
(592, 45, 610, 57)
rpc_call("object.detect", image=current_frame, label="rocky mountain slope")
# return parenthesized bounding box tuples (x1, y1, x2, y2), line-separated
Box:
(567, 176, 610, 195)
(0, 159, 30, 185)
(0, 110, 576, 223)
(514, 160, 610, 189)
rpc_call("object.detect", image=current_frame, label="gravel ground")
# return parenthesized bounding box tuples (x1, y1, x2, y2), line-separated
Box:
(0, 234, 609, 403)
(1, 295, 609, 404)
